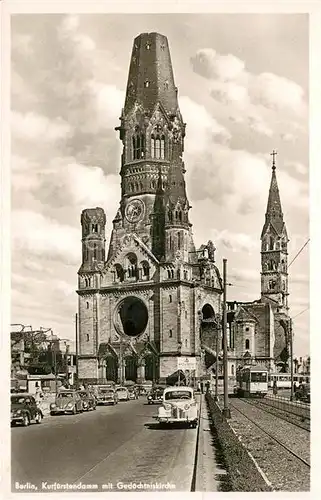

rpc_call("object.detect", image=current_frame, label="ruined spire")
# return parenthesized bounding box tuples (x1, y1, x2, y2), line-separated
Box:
(124, 32, 179, 115)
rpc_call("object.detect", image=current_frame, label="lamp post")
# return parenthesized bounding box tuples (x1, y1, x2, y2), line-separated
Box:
(75, 313, 79, 389)
(215, 329, 220, 401)
(290, 319, 294, 401)
(222, 258, 231, 419)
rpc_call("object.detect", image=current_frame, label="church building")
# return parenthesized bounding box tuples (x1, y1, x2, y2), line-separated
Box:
(77, 32, 223, 385)
(226, 152, 291, 373)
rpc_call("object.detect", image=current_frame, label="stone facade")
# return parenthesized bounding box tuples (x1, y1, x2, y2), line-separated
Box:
(77, 33, 223, 384)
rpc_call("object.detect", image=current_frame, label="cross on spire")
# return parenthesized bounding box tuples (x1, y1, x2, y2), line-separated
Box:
(270, 150, 277, 171)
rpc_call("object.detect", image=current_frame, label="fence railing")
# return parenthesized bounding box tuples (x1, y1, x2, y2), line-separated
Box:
(265, 393, 310, 420)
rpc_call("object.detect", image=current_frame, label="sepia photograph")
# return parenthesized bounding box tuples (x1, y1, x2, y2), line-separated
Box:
(6, 7, 311, 494)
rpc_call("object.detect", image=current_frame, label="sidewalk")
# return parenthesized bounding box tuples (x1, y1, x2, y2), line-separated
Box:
(195, 394, 230, 491)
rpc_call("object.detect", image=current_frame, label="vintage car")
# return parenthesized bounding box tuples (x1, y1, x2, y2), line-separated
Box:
(156, 386, 199, 427)
(77, 390, 97, 411)
(115, 386, 129, 401)
(147, 386, 165, 404)
(136, 382, 153, 396)
(295, 383, 310, 403)
(94, 386, 118, 405)
(127, 387, 138, 400)
(11, 393, 43, 426)
(50, 390, 83, 415)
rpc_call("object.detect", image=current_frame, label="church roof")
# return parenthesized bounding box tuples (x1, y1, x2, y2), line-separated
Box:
(124, 32, 179, 116)
(261, 152, 285, 237)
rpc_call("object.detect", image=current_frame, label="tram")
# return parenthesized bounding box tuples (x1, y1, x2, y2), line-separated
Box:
(268, 373, 310, 389)
(236, 365, 269, 397)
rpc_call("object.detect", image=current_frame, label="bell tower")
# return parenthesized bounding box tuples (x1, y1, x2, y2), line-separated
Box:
(261, 151, 289, 311)
(108, 32, 193, 263)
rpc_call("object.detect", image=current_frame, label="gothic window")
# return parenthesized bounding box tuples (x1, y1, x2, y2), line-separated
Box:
(269, 236, 274, 250)
(269, 280, 276, 290)
(92, 223, 98, 233)
(177, 232, 181, 250)
(133, 134, 145, 160)
(169, 294, 172, 303)
(231, 364, 234, 376)
(184, 270, 188, 280)
(151, 133, 165, 159)
(141, 261, 150, 280)
(93, 243, 97, 260)
(167, 270, 171, 279)
(140, 182, 143, 191)
(170, 270, 174, 279)
(125, 253, 138, 279)
(86, 334, 90, 342)
(169, 234, 172, 249)
(178, 211, 182, 222)
(169, 329, 172, 338)
(86, 301, 89, 309)
(114, 264, 125, 282)
(245, 339, 250, 350)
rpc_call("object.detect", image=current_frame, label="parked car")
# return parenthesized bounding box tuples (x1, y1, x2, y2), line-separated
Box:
(50, 390, 83, 415)
(147, 386, 165, 404)
(156, 386, 199, 427)
(136, 382, 153, 396)
(295, 383, 310, 403)
(77, 390, 97, 411)
(126, 387, 138, 400)
(94, 386, 118, 405)
(11, 393, 43, 426)
(115, 386, 129, 401)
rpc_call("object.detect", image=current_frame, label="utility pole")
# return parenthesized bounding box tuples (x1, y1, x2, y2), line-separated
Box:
(290, 319, 294, 401)
(215, 329, 219, 401)
(75, 313, 79, 389)
(222, 258, 231, 418)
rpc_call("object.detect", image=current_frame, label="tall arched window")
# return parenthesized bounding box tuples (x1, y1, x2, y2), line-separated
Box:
(245, 339, 250, 350)
(133, 134, 145, 160)
(177, 232, 181, 250)
(151, 133, 165, 159)
(269, 236, 274, 250)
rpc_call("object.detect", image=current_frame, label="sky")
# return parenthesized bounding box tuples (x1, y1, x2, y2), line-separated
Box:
(10, 13, 309, 357)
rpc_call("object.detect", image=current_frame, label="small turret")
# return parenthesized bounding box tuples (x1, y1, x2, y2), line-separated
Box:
(80, 207, 106, 271)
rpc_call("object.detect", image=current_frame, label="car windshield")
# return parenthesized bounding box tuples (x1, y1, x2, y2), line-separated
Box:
(116, 388, 126, 392)
(165, 391, 192, 400)
(100, 389, 113, 394)
(11, 396, 26, 404)
(58, 393, 74, 398)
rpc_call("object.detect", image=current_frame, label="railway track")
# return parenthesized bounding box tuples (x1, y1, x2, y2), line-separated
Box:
(240, 397, 310, 432)
(229, 399, 310, 469)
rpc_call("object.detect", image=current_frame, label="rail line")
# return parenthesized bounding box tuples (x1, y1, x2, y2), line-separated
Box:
(239, 398, 310, 432)
(229, 399, 310, 469)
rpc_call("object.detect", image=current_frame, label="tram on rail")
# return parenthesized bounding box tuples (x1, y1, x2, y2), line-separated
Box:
(236, 365, 269, 397)
(268, 373, 310, 389)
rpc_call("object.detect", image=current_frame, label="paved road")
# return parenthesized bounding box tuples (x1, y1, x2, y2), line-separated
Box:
(11, 398, 197, 493)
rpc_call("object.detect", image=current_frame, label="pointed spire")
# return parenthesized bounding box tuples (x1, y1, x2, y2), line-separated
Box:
(262, 151, 284, 235)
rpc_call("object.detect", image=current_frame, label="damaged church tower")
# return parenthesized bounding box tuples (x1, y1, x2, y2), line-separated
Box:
(77, 33, 223, 384)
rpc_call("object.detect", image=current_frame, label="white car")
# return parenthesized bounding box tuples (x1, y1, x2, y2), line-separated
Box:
(156, 386, 199, 427)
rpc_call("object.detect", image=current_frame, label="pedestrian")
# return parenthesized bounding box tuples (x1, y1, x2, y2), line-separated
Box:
(293, 382, 297, 393)
(273, 380, 278, 396)
(201, 381, 204, 394)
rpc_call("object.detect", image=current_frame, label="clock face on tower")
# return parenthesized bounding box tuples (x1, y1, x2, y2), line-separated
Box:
(125, 199, 145, 223)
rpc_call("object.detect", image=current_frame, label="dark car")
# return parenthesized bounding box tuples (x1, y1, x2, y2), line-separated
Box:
(77, 390, 97, 411)
(295, 383, 310, 403)
(50, 390, 83, 415)
(147, 386, 165, 404)
(11, 393, 43, 426)
(128, 387, 138, 400)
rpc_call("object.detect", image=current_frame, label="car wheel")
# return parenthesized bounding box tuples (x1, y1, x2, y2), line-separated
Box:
(35, 412, 42, 424)
(22, 414, 30, 427)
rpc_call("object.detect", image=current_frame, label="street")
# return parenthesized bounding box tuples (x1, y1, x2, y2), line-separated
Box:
(11, 398, 198, 492)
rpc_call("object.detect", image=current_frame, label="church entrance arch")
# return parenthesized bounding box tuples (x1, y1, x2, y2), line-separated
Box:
(105, 355, 118, 382)
(114, 296, 148, 337)
(202, 303, 215, 320)
(125, 356, 137, 382)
